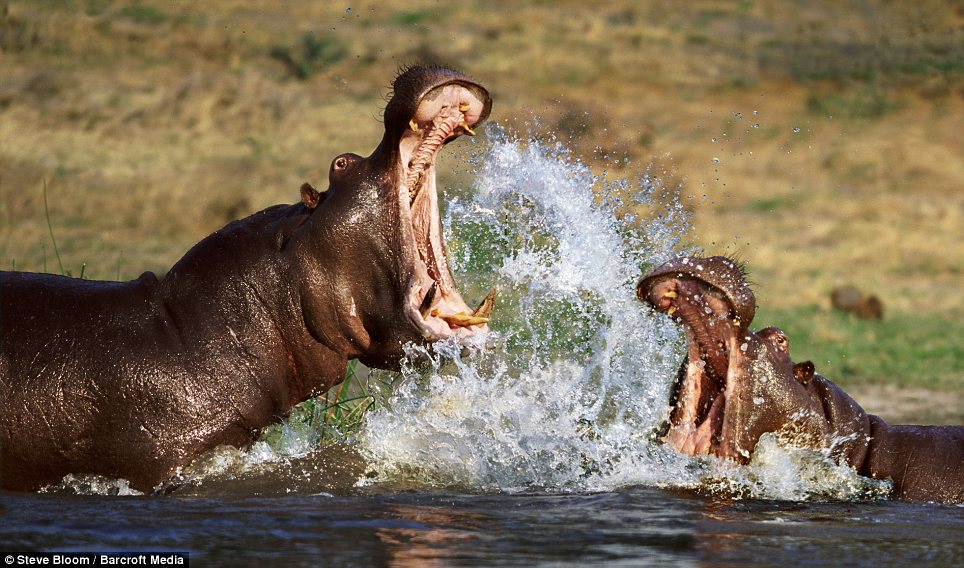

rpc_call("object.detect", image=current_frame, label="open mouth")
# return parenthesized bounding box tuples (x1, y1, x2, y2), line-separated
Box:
(637, 257, 754, 458)
(398, 81, 494, 340)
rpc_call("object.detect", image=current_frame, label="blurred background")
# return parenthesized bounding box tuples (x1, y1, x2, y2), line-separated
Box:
(0, 1, 960, 416)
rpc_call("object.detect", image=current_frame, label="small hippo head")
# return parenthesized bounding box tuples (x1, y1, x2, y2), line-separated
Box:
(637, 256, 827, 461)
(290, 66, 493, 369)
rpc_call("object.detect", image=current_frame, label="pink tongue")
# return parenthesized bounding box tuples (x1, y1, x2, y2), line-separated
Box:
(693, 394, 725, 454)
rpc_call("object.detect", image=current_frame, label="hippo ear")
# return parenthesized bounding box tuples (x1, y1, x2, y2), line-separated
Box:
(300, 182, 324, 210)
(794, 361, 815, 385)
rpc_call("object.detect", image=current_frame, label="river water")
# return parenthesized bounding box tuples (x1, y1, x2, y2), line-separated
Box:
(4, 487, 962, 566)
(2, 128, 961, 565)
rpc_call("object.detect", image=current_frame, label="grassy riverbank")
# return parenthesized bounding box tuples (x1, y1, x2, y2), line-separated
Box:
(1, 1, 961, 406)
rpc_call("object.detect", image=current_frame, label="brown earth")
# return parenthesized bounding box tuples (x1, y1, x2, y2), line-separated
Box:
(849, 385, 963, 426)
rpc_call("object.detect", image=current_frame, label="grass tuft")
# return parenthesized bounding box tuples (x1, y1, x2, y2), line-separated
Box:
(43, 179, 65, 276)
(269, 31, 346, 80)
(261, 360, 384, 448)
(806, 89, 904, 119)
(391, 10, 430, 26)
(116, 3, 169, 25)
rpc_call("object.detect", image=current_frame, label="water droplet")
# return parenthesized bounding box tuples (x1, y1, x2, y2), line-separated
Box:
(753, 396, 764, 405)
(345, 7, 352, 13)
(792, 127, 801, 133)
(712, 157, 720, 163)
(740, 342, 749, 352)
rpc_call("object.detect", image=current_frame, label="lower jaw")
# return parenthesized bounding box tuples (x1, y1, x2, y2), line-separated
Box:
(665, 360, 726, 456)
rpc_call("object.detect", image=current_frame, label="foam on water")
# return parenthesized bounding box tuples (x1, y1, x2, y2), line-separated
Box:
(40, 474, 144, 496)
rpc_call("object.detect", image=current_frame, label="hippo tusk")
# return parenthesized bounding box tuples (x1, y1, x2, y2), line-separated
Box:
(409, 119, 420, 132)
(472, 286, 497, 319)
(430, 308, 489, 328)
(459, 102, 471, 112)
(457, 121, 476, 136)
(419, 281, 438, 317)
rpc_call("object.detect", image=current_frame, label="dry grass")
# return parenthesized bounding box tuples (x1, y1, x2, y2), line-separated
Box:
(1, 1, 961, 391)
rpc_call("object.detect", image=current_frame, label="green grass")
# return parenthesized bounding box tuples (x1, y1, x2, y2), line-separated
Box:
(116, 3, 170, 25)
(747, 196, 790, 213)
(391, 10, 430, 26)
(754, 305, 964, 391)
(806, 89, 904, 119)
(259, 360, 383, 448)
(269, 31, 346, 80)
(43, 179, 65, 276)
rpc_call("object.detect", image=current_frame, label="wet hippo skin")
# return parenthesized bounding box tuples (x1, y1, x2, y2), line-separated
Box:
(637, 256, 964, 503)
(0, 66, 494, 492)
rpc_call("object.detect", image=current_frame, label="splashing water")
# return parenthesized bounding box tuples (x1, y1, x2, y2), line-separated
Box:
(356, 127, 889, 500)
(358, 128, 687, 492)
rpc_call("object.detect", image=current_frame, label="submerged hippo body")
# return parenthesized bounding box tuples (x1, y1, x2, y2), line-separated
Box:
(0, 66, 493, 492)
(638, 256, 964, 503)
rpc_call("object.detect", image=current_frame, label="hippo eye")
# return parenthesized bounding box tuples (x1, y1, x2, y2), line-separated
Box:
(331, 153, 361, 175)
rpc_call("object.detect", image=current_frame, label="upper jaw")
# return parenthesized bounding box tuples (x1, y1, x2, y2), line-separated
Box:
(644, 276, 746, 378)
(392, 78, 494, 342)
(637, 255, 755, 329)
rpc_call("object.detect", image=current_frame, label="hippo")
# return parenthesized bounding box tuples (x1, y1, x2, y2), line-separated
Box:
(0, 66, 494, 492)
(637, 256, 964, 503)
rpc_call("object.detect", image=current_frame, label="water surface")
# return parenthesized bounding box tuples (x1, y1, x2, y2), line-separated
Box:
(3, 487, 962, 566)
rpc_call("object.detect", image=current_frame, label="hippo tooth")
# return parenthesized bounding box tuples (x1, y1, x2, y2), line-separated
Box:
(663, 291, 678, 299)
(419, 281, 438, 317)
(472, 286, 497, 319)
(459, 102, 471, 112)
(409, 170, 424, 204)
(458, 121, 476, 136)
(667, 306, 678, 316)
(409, 119, 420, 132)
(430, 308, 489, 328)
(443, 312, 490, 327)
